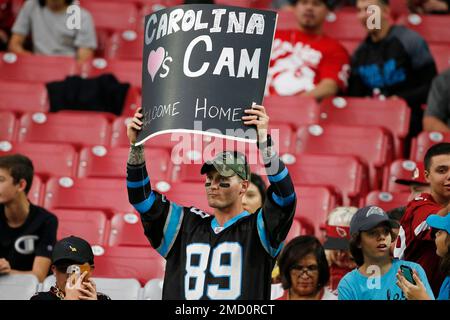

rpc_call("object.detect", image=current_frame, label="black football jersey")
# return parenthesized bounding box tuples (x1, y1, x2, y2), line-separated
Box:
(127, 154, 296, 300)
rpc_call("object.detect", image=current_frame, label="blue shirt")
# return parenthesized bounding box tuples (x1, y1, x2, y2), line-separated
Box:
(338, 259, 435, 300)
(438, 276, 450, 300)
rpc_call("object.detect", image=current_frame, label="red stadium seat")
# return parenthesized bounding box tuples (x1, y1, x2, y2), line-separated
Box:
(364, 191, 410, 211)
(285, 219, 301, 244)
(382, 159, 420, 193)
(322, 11, 366, 41)
(52, 209, 109, 246)
(295, 124, 394, 189)
(0, 53, 77, 83)
(155, 181, 211, 214)
(294, 185, 340, 235)
(0, 81, 48, 114)
(108, 212, 149, 247)
(263, 96, 321, 128)
(320, 97, 411, 158)
(105, 30, 144, 61)
(79, 1, 138, 32)
(43, 177, 134, 217)
(0, 112, 16, 141)
(285, 218, 315, 243)
(390, 0, 409, 20)
(215, 0, 272, 9)
(275, 10, 298, 31)
(120, 86, 141, 117)
(429, 44, 450, 73)
(29, 175, 44, 206)
(78, 146, 172, 181)
(18, 112, 111, 147)
(410, 131, 450, 162)
(94, 246, 165, 285)
(82, 58, 142, 89)
(0, 142, 78, 178)
(287, 154, 370, 206)
(398, 14, 450, 45)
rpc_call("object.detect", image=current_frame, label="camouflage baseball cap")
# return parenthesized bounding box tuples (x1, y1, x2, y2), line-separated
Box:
(200, 151, 250, 181)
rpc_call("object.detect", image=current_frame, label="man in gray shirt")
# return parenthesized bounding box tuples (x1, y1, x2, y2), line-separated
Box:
(423, 69, 450, 132)
(8, 0, 97, 63)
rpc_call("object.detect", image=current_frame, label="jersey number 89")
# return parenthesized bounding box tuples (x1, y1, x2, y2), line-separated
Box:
(185, 242, 242, 300)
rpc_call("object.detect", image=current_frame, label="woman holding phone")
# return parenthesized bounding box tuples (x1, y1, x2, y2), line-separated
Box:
(397, 213, 450, 300)
(337, 206, 435, 300)
(31, 236, 110, 300)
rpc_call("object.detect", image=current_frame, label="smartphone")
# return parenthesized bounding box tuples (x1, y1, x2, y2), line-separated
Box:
(66, 264, 90, 276)
(400, 265, 416, 285)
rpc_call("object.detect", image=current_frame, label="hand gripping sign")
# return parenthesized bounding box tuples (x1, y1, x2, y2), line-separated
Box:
(135, 4, 277, 146)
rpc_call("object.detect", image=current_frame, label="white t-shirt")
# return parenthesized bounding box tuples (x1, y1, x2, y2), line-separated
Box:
(12, 0, 97, 56)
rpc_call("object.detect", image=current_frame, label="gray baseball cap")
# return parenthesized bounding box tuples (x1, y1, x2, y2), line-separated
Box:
(200, 151, 250, 181)
(350, 206, 400, 235)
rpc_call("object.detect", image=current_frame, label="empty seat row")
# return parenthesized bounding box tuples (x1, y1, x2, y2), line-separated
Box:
(277, 10, 450, 45)
(0, 53, 143, 90)
(2, 138, 372, 204)
(20, 170, 338, 237)
(0, 274, 163, 300)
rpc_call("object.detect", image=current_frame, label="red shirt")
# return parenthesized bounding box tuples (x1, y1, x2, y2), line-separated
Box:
(266, 29, 350, 96)
(329, 264, 353, 291)
(394, 193, 446, 295)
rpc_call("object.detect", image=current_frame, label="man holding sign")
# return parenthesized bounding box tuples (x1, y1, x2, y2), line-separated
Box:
(126, 104, 296, 300)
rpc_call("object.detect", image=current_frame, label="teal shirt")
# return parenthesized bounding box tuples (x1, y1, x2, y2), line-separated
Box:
(438, 276, 450, 300)
(338, 259, 435, 300)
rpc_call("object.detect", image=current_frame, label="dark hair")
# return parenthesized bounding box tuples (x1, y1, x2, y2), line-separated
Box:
(386, 206, 406, 223)
(349, 224, 397, 266)
(39, 0, 74, 7)
(250, 173, 266, 205)
(424, 143, 450, 171)
(0, 154, 34, 194)
(278, 236, 330, 291)
(441, 248, 450, 276)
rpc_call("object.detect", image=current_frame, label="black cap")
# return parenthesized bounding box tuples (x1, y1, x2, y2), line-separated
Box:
(350, 206, 400, 235)
(52, 236, 94, 266)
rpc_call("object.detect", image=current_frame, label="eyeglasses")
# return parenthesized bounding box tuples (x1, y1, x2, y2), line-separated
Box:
(290, 264, 319, 276)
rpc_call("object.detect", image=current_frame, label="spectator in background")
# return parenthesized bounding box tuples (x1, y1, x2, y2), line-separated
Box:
(423, 69, 450, 132)
(323, 206, 358, 292)
(394, 143, 450, 296)
(276, 235, 337, 300)
(395, 162, 431, 201)
(387, 206, 406, 254)
(8, 0, 97, 63)
(338, 206, 434, 300)
(0, 0, 15, 51)
(0, 154, 58, 282)
(267, 0, 350, 100)
(348, 0, 437, 137)
(242, 173, 267, 214)
(397, 213, 450, 300)
(31, 236, 110, 300)
(408, 0, 450, 14)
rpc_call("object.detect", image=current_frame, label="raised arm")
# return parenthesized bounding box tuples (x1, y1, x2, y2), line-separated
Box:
(243, 105, 296, 256)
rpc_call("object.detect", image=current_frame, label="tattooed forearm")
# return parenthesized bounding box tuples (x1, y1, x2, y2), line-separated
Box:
(127, 145, 145, 165)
